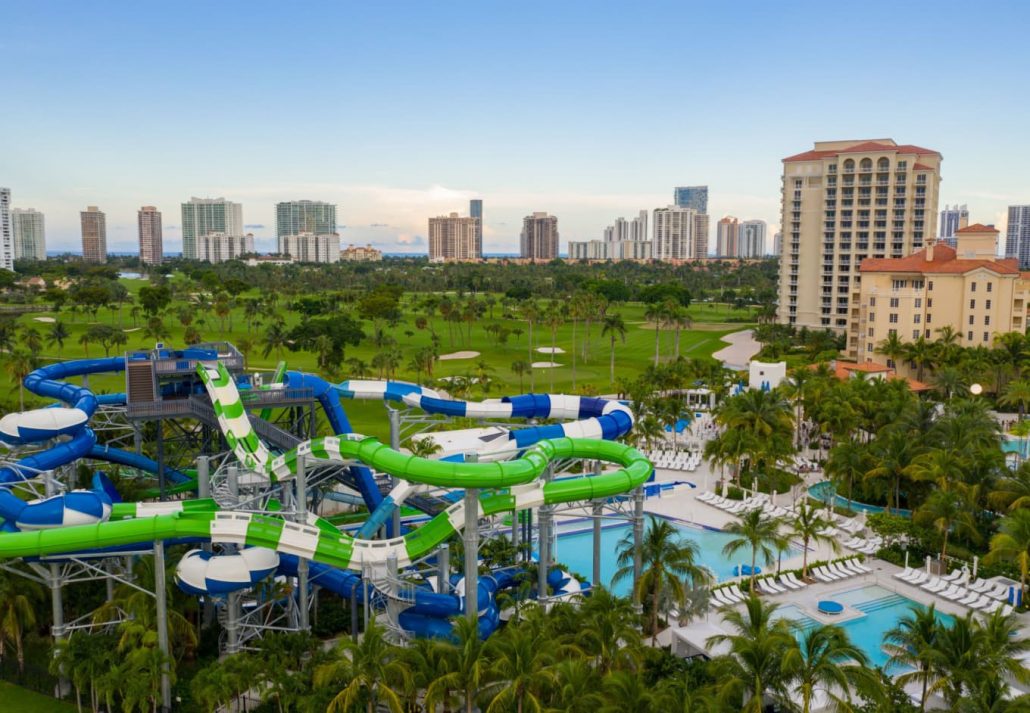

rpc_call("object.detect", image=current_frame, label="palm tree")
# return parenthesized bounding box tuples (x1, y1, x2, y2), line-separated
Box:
(783, 623, 877, 713)
(406, 436, 441, 458)
(425, 616, 489, 713)
(1002, 379, 1030, 421)
(522, 301, 540, 391)
(262, 321, 288, 359)
(545, 305, 564, 391)
(720, 509, 786, 588)
(904, 336, 937, 383)
(876, 331, 907, 370)
(484, 626, 556, 713)
(916, 487, 980, 560)
(597, 670, 661, 713)
(315, 621, 408, 713)
(708, 596, 793, 713)
(986, 509, 1030, 601)
(544, 658, 602, 713)
(510, 360, 530, 392)
(825, 440, 870, 511)
(884, 605, 943, 711)
(47, 320, 69, 354)
(575, 586, 641, 674)
(865, 427, 917, 514)
(0, 570, 41, 673)
(4, 349, 36, 410)
(644, 302, 666, 366)
(613, 516, 710, 644)
(601, 313, 626, 385)
(20, 327, 43, 354)
(788, 501, 840, 579)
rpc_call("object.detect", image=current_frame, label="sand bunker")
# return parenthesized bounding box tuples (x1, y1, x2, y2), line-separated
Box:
(531, 361, 561, 368)
(123, 327, 141, 333)
(33, 317, 56, 323)
(535, 346, 565, 354)
(439, 351, 480, 361)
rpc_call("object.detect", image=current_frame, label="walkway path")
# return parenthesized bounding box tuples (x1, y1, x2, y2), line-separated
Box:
(711, 329, 760, 370)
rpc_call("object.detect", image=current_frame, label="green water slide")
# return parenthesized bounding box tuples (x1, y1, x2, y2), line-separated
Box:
(0, 435, 651, 570)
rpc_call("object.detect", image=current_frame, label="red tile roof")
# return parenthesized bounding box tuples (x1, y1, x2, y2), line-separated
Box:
(859, 243, 1020, 275)
(809, 360, 932, 391)
(912, 163, 934, 171)
(783, 141, 940, 162)
(956, 223, 999, 234)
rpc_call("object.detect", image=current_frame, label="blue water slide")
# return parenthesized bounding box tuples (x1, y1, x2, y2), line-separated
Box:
(286, 372, 387, 531)
(88, 444, 192, 485)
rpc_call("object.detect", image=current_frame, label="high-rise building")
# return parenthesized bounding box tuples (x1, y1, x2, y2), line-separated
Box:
(717, 217, 739, 257)
(938, 204, 969, 247)
(693, 214, 710, 258)
(674, 186, 708, 213)
(738, 220, 767, 258)
(181, 197, 243, 260)
(567, 240, 608, 260)
(12, 208, 45, 260)
(773, 232, 783, 256)
(0, 188, 12, 270)
(275, 201, 336, 254)
(80, 206, 107, 263)
(777, 139, 942, 357)
(855, 225, 1029, 373)
(1005, 205, 1030, 269)
(282, 233, 341, 263)
(520, 212, 559, 260)
(469, 199, 483, 257)
(195, 233, 254, 263)
(428, 213, 479, 261)
(652, 205, 696, 260)
(137, 206, 163, 265)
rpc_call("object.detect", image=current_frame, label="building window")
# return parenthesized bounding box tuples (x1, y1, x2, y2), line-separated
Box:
(987, 282, 993, 293)
(928, 281, 934, 290)
(970, 299, 976, 309)
(986, 299, 992, 309)
(913, 280, 925, 289)
(927, 298, 933, 307)
(969, 315, 975, 325)
(914, 298, 922, 308)
(890, 297, 899, 308)
(866, 342, 873, 352)
(971, 282, 977, 292)
(914, 314, 921, 324)
(985, 316, 991, 326)
(869, 297, 876, 306)
(926, 314, 932, 324)
(925, 329, 931, 338)
(912, 330, 920, 340)
(984, 332, 990, 342)
(892, 279, 907, 290)
(867, 327, 874, 337)
(968, 331, 974, 341)
(889, 314, 899, 324)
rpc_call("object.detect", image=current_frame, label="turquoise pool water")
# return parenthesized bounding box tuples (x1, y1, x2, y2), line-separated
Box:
(773, 585, 954, 670)
(553, 520, 800, 596)
(808, 481, 913, 518)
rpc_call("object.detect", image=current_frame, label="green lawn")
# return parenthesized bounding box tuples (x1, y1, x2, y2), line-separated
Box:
(0, 682, 77, 712)
(3, 281, 756, 440)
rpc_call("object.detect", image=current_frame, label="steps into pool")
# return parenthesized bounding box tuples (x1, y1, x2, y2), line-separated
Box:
(854, 593, 908, 615)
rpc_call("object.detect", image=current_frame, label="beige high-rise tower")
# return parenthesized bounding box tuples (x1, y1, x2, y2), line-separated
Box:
(138, 206, 163, 265)
(80, 206, 107, 263)
(777, 139, 941, 358)
(428, 213, 479, 262)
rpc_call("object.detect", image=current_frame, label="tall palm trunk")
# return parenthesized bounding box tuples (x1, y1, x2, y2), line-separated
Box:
(654, 323, 660, 366)
(609, 337, 616, 384)
(571, 319, 577, 390)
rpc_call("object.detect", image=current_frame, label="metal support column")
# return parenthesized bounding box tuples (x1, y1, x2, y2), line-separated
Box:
(437, 544, 450, 594)
(296, 456, 309, 631)
(511, 508, 519, 561)
(592, 502, 603, 589)
(49, 564, 69, 698)
(388, 407, 402, 537)
(538, 465, 553, 603)
(463, 488, 479, 623)
(632, 487, 644, 612)
(226, 591, 240, 654)
(156, 420, 166, 501)
(350, 586, 359, 642)
(196, 456, 210, 499)
(153, 542, 172, 712)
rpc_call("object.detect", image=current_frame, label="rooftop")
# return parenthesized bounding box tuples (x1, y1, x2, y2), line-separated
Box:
(956, 223, 999, 234)
(859, 244, 1020, 276)
(783, 140, 941, 163)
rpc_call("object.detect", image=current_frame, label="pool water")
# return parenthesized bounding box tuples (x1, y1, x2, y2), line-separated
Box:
(808, 481, 912, 518)
(553, 519, 800, 596)
(773, 585, 954, 669)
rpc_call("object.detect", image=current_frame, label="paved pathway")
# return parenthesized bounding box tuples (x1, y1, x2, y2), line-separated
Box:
(711, 329, 760, 370)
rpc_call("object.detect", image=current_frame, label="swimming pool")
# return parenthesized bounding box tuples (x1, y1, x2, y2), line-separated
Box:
(553, 519, 800, 596)
(808, 481, 913, 518)
(773, 584, 954, 670)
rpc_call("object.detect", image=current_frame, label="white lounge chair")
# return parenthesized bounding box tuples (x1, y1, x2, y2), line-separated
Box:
(968, 578, 990, 593)
(778, 574, 802, 590)
(786, 572, 808, 588)
(969, 595, 993, 611)
(987, 585, 1010, 600)
(711, 589, 733, 606)
(813, 567, 836, 582)
(981, 600, 1002, 614)
(922, 577, 946, 593)
(836, 561, 863, 577)
(848, 558, 873, 573)
(756, 579, 779, 595)
(1002, 604, 1015, 616)
(894, 567, 914, 580)
(729, 585, 748, 601)
(957, 591, 980, 606)
(907, 571, 929, 586)
(942, 569, 964, 583)
(826, 562, 852, 579)
(939, 585, 964, 600)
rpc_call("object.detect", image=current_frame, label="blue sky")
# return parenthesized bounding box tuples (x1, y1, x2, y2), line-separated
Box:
(3, 0, 1030, 254)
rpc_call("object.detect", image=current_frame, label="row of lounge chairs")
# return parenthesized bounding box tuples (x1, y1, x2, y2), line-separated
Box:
(894, 567, 1016, 615)
(755, 572, 808, 595)
(810, 557, 873, 583)
(841, 535, 883, 555)
(710, 584, 749, 606)
(642, 449, 702, 472)
(696, 491, 791, 518)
